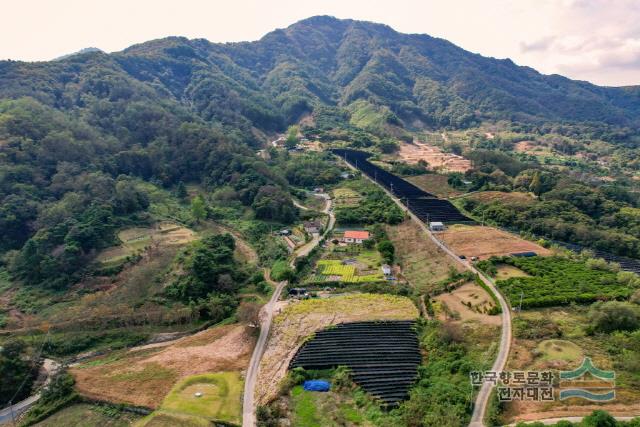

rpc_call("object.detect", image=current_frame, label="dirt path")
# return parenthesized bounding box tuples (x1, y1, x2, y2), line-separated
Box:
(242, 194, 334, 427)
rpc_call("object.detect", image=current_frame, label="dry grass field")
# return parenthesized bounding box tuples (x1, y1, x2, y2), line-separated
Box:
(433, 283, 501, 325)
(466, 190, 537, 206)
(503, 307, 640, 423)
(386, 219, 463, 292)
(439, 224, 552, 260)
(405, 174, 463, 198)
(255, 294, 418, 405)
(97, 222, 197, 267)
(72, 324, 255, 408)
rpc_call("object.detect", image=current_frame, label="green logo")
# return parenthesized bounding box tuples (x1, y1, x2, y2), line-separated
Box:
(559, 357, 615, 401)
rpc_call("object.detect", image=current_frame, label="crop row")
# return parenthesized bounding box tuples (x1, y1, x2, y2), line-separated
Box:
(496, 256, 633, 308)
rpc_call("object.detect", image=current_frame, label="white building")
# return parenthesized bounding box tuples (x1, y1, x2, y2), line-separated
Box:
(429, 221, 445, 232)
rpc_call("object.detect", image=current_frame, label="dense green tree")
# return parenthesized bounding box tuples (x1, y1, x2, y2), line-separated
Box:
(191, 195, 207, 223)
(0, 339, 38, 405)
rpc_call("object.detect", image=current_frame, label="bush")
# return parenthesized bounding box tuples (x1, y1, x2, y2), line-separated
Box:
(271, 260, 295, 281)
(589, 301, 640, 333)
(377, 240, 395, 264)
(20, 371, 77, 426)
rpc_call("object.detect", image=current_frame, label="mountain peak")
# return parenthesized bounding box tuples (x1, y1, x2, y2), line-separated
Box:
(54, 47, 103, 61)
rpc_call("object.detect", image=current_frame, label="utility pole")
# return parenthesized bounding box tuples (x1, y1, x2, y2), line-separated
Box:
(10, 402, 15, 427)
(374, 170, 377, 182)
(390, 183, 394, 194)
(518, 291, 524, 313)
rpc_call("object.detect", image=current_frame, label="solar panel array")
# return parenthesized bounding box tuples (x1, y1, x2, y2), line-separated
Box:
(332, 149, 471, 224)
(557, 241, 640, 274)
(289, 321, 420, 405)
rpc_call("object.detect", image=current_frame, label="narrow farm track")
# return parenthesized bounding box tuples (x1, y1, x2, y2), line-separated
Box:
(339, 153, 512, 427)
(242, 194, 334, 427)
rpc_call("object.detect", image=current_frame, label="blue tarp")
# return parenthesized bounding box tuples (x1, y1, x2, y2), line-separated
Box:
(303, 380, 330, 392)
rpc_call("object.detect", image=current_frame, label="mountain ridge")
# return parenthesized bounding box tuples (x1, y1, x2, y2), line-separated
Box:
(1, 15, 639, 132)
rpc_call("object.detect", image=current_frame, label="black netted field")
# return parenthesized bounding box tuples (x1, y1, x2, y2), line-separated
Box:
(332, 149, 471, 224)
(289, 321, 420, 405)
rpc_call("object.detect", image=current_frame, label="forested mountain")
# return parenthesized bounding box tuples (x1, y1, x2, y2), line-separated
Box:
(1, 16, 640, 290)
(1, 15, 639, 136)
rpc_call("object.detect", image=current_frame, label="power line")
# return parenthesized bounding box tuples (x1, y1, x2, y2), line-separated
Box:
(5, 326, 52, 422)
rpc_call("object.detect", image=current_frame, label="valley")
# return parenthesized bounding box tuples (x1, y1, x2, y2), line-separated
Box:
(1, 13, 640, 427)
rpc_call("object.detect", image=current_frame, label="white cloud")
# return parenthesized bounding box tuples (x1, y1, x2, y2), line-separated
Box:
(513, 0, 640, 84)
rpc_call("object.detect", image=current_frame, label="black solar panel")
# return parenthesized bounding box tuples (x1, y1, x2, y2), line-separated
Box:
(289, 321, 420, 405)
(332, 149, 472, 224)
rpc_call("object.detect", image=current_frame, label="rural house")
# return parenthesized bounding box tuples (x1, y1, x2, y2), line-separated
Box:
(304, 220, 322, 234)
(343, 230, 370, 244)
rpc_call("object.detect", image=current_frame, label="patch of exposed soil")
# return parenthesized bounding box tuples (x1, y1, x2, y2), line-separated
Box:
(440, 225, 552, 260)
(71, 324, 256, 408)
(398, 141, 471, 173)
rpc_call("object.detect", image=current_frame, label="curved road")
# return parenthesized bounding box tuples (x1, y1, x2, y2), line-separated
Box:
(341, 158, 512, 427)
(0, 359, 60, 425)
(242, 194, 334, 427)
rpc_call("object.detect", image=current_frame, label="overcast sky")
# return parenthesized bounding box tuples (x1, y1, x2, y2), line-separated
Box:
(2, 0, 639, 87)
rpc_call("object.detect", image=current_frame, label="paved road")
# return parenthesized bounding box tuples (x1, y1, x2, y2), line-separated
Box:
(0, 359, 60, 425)
(341, 158, 512, 427)
(242, 194, 334, 427)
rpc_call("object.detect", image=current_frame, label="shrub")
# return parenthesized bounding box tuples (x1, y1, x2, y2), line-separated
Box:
(588, 301, 640, 333)
(271, 260, 295, 281)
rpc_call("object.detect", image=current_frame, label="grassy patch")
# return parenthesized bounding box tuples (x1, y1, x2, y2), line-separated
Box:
(405, 174, 462, 198)
(331, 187, 362, 208)
(136, 411, 212, 427)
(291, 385, 322, 426)
(159, 372, 242, 425)
(32, 403, 140, 427)
(536, 339, 583, 363)
(495, 264, 530, 280)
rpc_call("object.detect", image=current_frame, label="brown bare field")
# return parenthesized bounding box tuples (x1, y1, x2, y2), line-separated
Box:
(433, 283, 501, 325)
(439, 224, 552, 260)
(72, 324, 255, 409)
(405, 174, 463, 198)
(466, 191, 537, 205)
(398, 141, 471, 173)
(255, 294, 418, 405)
(386, 219, 463, 292)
